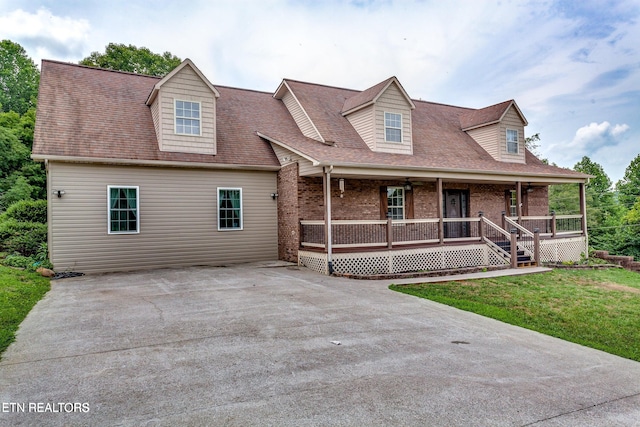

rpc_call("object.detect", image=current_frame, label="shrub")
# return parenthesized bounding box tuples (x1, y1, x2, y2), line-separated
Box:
(1, 199, 46, 223)
(0, 220, 47, 257)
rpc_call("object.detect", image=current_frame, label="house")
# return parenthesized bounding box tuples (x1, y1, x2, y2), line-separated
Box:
(32, 59, 590, 275)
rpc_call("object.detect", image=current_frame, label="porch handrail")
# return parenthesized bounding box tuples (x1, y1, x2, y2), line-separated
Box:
(480, 216, 511, 261)
(504, 216, 534, 238)
(481, 217, 511, 239)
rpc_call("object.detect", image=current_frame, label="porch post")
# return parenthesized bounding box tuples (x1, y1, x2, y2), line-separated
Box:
(534, 228, 540, 266)
(516, 181, 522, 221)
(551, 211, 557, 238)
(579, 182, 588, 236)
(437, 178, 444, 244)
(323, 166, 334, 274)
(510, 229, 518, 268)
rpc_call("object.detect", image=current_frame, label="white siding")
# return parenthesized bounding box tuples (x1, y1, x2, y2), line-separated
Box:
(158, 65, 217, 155)
(467, 124, 499, 160)
(345, 105, 375, 150)
(373, 83, 413, 154)
(48, 162, 278, 273)
(499, 106, 526, 164)
(281, 90, 323, 142)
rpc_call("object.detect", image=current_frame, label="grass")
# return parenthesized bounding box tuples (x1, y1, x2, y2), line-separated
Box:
(390, 268, 640, 362)
(0, 265, 50, 358)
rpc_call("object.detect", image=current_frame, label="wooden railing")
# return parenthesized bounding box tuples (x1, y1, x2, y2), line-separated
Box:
(506, 213, 584, 237)
(300, 218, 480, 249)
(300, 213, 580, 252)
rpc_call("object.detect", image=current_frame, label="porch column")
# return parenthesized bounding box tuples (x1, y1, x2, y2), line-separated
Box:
(579, 181, 588, 242)
(323, 166, 334, 274)
(516, 181, 522, 220)
(437, 178, 444, 244)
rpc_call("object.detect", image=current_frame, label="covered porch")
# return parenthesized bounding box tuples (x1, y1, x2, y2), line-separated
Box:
(290, 168, 588, 276)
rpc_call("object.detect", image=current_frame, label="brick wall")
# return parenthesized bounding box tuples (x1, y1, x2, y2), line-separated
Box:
(277, 163, 300, 262)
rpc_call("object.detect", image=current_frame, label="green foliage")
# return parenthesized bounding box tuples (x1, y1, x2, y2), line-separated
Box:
(0, 127, 30, 178)
(616, 154, 640, 209)
(0, 265, 50, 357)
(390, 268, 640, 361)
(0, 176, 34, 210)
(0, 219, 47, 257)
(2, 199, 47, 223)
(79, 43, 182, 76)
(0, 40, 40, 115)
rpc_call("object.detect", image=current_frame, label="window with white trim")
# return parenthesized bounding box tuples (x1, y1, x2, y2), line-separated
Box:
(506, 129, 519, 154)
(508, 190, 517, 217)
(108, 186, 139, 234)
(387, 186, 405, 219)
(218, 188, 243, 230)
(384, 112, 402, 143)
(175, 100, 201, 135)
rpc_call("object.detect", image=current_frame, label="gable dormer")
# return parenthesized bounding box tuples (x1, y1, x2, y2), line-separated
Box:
(273, 80, 325, 143)
(341, 77, 415, 155)
(460, 100, 528, 164)
(146, 59, 220, 155)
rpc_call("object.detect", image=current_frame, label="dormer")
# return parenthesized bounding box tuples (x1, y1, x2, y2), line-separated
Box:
(273, 80, 325, 143)
(146, 59, 220, 155)
(460, 100, 528, 164)
(341, 77, 415, 155)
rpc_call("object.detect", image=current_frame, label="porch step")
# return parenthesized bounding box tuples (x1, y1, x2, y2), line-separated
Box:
(491, 240, 536, 267)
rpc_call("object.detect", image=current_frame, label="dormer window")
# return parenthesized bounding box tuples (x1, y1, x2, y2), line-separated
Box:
(506, 129, 519, 154)
(175, 100, 201, 136)
(384, 112, 402, 143)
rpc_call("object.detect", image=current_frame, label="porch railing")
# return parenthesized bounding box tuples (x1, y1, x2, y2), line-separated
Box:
(506, 213, 584, 237)
(300, 218, 481, 249)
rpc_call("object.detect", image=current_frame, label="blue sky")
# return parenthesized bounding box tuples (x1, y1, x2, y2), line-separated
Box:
(1, 0, 638, 184)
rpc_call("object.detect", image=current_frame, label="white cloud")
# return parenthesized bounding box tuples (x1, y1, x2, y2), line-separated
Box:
(0, 8, 90, 61)
(569, 121, 630, 150)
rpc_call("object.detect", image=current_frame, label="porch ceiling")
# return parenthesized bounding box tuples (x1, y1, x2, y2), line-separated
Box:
(300, 165, 587, 185)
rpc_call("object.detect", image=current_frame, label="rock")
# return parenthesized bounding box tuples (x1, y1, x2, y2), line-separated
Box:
(36, 267, 55, 277)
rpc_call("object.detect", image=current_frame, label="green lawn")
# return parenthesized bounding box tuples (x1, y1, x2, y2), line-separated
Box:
(390, 268, 640, 362)
(0, 266, 50, 358)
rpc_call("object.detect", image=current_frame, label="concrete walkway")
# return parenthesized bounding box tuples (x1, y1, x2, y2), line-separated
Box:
(1, 263, 639, 426)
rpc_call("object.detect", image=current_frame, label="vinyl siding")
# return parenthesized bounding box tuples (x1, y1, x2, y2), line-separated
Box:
(269, 143, 319, 176)
(281, 90, 323, 142)
(374, 83, 413, 154)
(345, 105, 375, 150)
(499, 106, 526, 164)
(467, 124, 499, 160)
(48, 162, 278, 273)
(158, 65, 217, 155)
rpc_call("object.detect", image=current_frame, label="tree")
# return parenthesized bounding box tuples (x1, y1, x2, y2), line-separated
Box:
(616, 153, 640, 209)
(572, 156, 623, 252)
(615, 199, 640, 259)
(0, 40, 40, 115)
(79, 43, 182, 77)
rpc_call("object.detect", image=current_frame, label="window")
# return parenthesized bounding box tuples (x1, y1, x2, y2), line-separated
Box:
(384, 112, 402, 143)
(506, 129, 519, 154)
(387, 187, 404, 219)
(218, 188, 243, 230)
(108, 186, 139, 234)
(508, 190, 517, 217)
(175, 100, 201, 135)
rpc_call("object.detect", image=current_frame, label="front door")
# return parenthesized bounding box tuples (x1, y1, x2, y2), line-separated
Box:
(443, 190, 469, 238)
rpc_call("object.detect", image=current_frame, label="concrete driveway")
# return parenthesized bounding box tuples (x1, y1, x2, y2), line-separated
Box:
(1, 263, 639, 426)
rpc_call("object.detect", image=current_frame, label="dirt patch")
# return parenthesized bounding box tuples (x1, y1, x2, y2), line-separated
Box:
(597, 282, 640, 294)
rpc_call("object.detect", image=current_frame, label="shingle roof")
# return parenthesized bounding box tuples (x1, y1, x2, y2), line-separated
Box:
(459, 100, 527, 130)
(33, 60, 586, 181)
(33, 60, 281, 167)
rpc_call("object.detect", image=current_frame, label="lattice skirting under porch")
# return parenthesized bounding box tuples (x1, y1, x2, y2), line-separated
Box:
(539, 236, 588, 263)
(299, 244, 509, 276)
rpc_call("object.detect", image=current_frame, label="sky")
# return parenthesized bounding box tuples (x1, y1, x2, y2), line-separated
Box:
(1, 0, 639, 184)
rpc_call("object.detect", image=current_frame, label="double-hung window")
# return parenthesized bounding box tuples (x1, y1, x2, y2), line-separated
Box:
(506, 129, 519, 154)
(508, 190, 517, 217)
(384, 112, 402, 143)
(108, 186, 139, 234)
(218, 188, 243, 230)
(387, 186, 405, 219)
(175, 100, 201, 135)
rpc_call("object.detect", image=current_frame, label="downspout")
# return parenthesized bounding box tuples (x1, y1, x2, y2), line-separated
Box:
(324, 165, 334, 274)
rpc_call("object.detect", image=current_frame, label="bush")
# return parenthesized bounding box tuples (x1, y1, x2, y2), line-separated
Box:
(1, 253, 53, 271)
(2, 199, 46, 223)
(0, 219, 47, 257)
